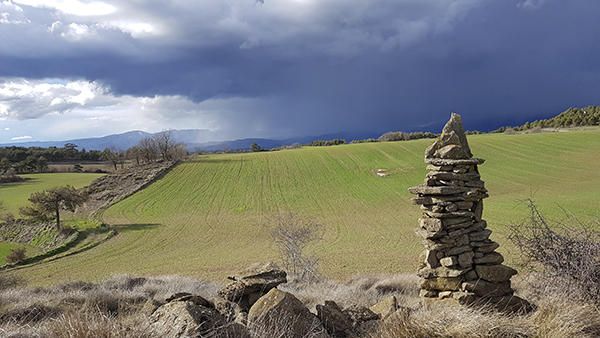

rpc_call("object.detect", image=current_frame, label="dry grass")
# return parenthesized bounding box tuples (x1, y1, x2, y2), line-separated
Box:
(0, 273, 598, 337)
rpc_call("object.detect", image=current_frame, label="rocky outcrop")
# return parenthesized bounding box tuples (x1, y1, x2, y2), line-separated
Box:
(80, 161, 177, 216)
(409, 113, 534, 314)
(218, 269, 287, 311)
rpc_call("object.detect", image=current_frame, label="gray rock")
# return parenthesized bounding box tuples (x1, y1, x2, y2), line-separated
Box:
(476, 264, 517, 282)
(342, 305, 379, 325)
(461, 280, 513, 297)
(149, 301, 225, 337)
(248, 289, 328, 338)
(425, 113, 473, 159)
(420, 277, 463, 291)
(473, 252, 504, 265)
(457, 251, 474, 268)
(218, 269, 287, 310)
(316, 301, 353, 337)
(369, 296, 397, 320)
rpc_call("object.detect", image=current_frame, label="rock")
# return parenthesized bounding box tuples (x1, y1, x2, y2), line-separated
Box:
(473, 252, 504, 265)
(213, 297, 244, 323)
(420, 277, 462, 291)
(218, 269, 287, 310)
(342, 305, 379, 326)
(369, 296, 397, 320)
(316, 301, 353, 337)
(457, 251, 474, 268)
(149, 301, 224, 337)
(469, 229, 492, 242)
(471, 240, 500, 253)
(424, 249, 440, 268)
(438, 291, 453, 299)
(408, 185, 467, 196)
(461, 280, 513, 297)
(248, 289, 327, 338)
(440, 256, 457, 267)
(436, 144, 469, 159)
(165, 293, 213, 308)
(476, 264, 517, 282)
(425, 113, 472, 159)
(419, 289, 438, 298)
(140, 298, 164, 317)
(418, 266, 470, 278)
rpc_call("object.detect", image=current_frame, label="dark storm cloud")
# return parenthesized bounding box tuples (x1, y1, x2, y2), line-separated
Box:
(1, 0, 600, 141)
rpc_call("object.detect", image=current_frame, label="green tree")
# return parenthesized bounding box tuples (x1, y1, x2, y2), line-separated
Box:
(20, 186, 87, 230)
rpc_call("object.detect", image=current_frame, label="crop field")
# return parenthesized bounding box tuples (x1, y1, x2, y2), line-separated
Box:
(12, 129, 600, 285)
(0, 173, 105, 215)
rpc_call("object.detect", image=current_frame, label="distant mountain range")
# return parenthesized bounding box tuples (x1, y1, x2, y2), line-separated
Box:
(0, 130, 381, 152)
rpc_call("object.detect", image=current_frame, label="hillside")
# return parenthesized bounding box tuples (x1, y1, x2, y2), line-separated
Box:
(501, 106, 600, 131)
(10, 129, 600, 285)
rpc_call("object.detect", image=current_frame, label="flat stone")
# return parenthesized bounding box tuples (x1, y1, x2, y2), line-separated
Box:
(416, 227, 447, 240)
(476, 264, 517, 282)
(424, 113, 473, 159)
(418, 266, 471, 278)
(420, 277, 463, 291)
(424, 211, 474, 219)
(426, 158, 485, 166)
(473, 252, 504, 265)
(440, 256, 457, 267)
(461, 280, 513, 297)
(469, 229, 492, 241)
(408, 185, 467, 196)
(427, 171, 480, 182)
(438, 291, 454, 299)
(472, 241, 500, 253)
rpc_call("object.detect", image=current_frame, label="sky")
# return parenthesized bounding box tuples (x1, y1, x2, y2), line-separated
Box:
(0, 0, 599, 143)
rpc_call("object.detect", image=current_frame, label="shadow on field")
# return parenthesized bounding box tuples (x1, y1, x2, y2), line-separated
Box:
(114, 223, 161, 232)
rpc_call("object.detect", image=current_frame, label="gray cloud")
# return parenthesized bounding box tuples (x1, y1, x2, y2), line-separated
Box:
(1, 0, 600, 142)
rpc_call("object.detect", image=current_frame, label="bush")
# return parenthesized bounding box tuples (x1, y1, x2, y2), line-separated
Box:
(270, 213, 324, 282)
(508, 200, 600, 304)
(6, 247, 27, 264)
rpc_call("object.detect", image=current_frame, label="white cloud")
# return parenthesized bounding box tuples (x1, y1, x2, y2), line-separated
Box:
(10, 135, 32, 140)
(13, 0, 116, 16)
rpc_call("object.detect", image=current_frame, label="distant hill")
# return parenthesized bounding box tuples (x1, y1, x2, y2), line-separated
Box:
(497, 106, 600, 132)
(0, 129, 379, 152)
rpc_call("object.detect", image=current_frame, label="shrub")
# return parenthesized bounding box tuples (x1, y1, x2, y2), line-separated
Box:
(270, 213, 324, 282)
(6, 247, 26, 264)
(508, 200, 600, 305)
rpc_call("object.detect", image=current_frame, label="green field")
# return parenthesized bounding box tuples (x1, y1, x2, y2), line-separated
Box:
(12, 130, 600, 285)
(0, 242, 41, 265)
(0, 173, 104, 215)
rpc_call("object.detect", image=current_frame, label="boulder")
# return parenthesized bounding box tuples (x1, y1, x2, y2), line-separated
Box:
(213, 297, 245, 323)
(140, 298, 164, 317)
(369, 296, 397, 320)
(342, 305, 379, 326)
(165, 293, 213, 308)
(475, 264, 517, 282)
(218, 269, 287, 310)
(316, 301, 353, 337)
(248, 289, 328, 338)
(149, 301, 225, 337)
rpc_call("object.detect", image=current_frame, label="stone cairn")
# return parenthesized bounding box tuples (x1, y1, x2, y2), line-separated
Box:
(409, 113, 533, 313)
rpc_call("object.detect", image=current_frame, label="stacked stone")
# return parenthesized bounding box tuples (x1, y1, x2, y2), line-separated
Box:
(408, 113, 530, 311)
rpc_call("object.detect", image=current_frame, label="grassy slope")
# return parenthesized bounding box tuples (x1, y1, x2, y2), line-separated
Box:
(0, 173, 104, 215)
(13, 130, 600, 285)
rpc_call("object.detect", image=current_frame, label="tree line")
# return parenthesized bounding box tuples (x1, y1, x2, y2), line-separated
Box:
(0, 131, 187, 174)
(494, 106, 600, 133)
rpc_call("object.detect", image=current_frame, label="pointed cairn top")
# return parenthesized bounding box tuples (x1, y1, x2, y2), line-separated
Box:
(425, 113, 473, 160)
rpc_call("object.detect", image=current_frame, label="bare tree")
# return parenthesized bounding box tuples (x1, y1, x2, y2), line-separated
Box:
(270, 213, 324, 282)
(138, 137, 159, 163)
(154, 131, 175, 161)
(102, 148, 125, 170)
